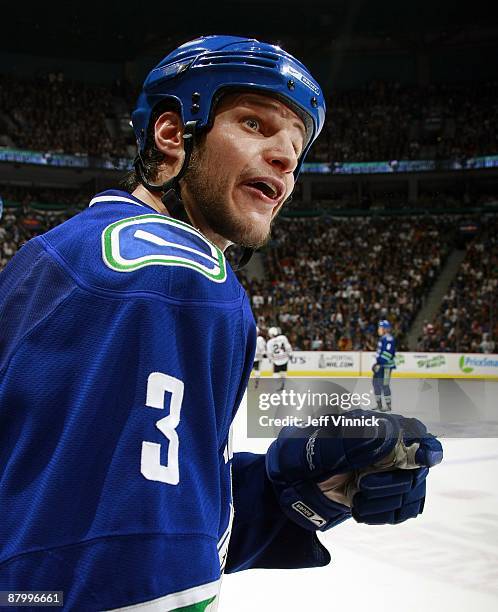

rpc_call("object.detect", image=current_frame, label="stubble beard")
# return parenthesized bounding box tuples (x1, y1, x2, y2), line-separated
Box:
(182, 144, 274, 249)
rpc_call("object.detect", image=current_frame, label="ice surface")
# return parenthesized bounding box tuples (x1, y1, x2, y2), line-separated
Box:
(220, 392, 498, 612)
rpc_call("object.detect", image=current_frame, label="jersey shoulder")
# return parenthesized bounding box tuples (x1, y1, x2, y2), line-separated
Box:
(41, 191, 242, 303)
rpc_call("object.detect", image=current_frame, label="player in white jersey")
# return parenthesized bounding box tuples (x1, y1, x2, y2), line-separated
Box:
(252, 327, 267, 388)
(267, 326, 293, 390)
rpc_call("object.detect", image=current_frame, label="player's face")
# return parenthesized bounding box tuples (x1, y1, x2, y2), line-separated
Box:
(182, 92, 305, 248)
(377, 327, 384, 336)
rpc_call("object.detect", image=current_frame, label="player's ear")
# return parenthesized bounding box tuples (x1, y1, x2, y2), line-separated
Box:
(154, 111, 184, 164)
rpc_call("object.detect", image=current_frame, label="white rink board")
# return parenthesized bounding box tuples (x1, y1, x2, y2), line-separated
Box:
(255, 351, 498, 379)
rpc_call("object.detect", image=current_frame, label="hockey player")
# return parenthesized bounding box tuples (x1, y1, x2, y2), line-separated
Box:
(0, 37, 442, 610)
(266, 326, 293, 390)
(252, 327, 267, 388)
(372, 319, 396, 412)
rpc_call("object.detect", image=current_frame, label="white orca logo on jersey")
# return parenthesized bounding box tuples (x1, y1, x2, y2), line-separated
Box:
(102, 214, 227, 283)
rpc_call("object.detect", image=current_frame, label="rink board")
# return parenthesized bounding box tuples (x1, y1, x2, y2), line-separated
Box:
(252, 351, 498, 380)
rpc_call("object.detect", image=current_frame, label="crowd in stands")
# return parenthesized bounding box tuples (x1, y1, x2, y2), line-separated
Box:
(0, 207, 74, 271)
(418, 216, 498, 353)
(287, 191, 498, 213)
(0, 73, 129, 157)
(1, 73, 497, 164)
(0, 185, 93, 270)
(1, 183, 496, 354)
(240, 215, 454, 351)
(1, 184, 92, 210)
(312, 80, 498, 163)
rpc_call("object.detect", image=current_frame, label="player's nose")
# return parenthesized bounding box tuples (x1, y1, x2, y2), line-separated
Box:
(262, 131, 299, 175)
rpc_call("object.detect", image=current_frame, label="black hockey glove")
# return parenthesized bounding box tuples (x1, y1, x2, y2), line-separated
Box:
(266, 409, 443, 531)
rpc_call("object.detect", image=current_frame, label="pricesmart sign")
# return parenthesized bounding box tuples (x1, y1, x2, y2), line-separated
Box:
(459, 354, 498, 375)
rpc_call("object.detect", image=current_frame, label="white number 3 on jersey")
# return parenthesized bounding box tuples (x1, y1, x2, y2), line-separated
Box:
(141, 372, 184, 485)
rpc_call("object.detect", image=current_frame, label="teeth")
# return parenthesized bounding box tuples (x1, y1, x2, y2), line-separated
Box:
(251, 181, 277, 198)
(266, 183, 277, 197)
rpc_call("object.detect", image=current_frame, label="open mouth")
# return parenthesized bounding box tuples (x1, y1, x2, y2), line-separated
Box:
(244, 180, 281, 201)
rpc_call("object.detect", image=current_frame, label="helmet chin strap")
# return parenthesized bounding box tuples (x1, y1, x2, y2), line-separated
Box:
(134, 121, 197, 226)
(134, 120, 253, 270)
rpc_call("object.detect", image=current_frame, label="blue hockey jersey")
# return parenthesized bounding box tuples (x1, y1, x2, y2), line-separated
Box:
(375, 333, 396, 369)
(0, 191, 329, 611)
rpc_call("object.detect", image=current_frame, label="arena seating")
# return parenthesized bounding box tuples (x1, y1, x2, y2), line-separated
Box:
(311, 80, 498, 163)
(240, 215, 454, 351)
(0, 73, 129, 157)
(418, 216, 498, 353)
(1, 185, 496, 353)
(1, 74, 497, 163)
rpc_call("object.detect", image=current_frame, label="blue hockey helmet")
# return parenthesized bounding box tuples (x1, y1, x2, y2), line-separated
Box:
(378, 320, 392, 330)
(131, 35, 326, 178)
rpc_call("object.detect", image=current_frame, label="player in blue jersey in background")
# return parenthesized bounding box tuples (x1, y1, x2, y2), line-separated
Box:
(0, 37, 442, 611)
(372, 319, 396, 412)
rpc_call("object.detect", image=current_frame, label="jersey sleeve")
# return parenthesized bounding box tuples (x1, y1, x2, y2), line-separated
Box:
(225, 452, 330, 573)
(0, 234, 252, 610)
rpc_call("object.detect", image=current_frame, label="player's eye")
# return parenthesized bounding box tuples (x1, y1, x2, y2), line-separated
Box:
(244, 118, 261, 131)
